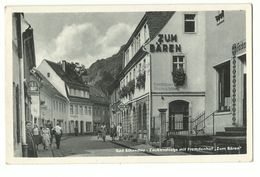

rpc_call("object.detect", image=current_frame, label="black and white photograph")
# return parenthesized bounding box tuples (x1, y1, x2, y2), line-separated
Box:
(5, 4, 252, 163)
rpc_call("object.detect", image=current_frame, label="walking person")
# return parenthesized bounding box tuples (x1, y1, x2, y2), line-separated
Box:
(53, 123, 62, 149)
(26, 121, 38, 157)
(117, 123, 123, 141)
(100, 123, 106, 142)
(110, 123, 117, 141)
(46, 121, 54, 145)
(41, 124, 51, 150)
(32, 124, 41, 150)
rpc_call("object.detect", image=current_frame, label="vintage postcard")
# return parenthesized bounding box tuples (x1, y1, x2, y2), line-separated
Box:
(5, 4, 252, 164)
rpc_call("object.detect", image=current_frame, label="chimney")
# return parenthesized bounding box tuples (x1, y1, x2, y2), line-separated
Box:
(62, 60, 66, 72)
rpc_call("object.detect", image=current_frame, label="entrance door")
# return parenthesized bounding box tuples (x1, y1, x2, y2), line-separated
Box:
(169, 100, 189, 133)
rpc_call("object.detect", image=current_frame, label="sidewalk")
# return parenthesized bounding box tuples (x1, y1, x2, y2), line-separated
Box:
(37, 136, 69, 157)
(37, 146, 53, 157)
(111, 140, 188, 156)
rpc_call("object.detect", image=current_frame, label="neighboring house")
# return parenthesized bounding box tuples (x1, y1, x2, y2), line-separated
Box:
(29, 69, 69, 132)
(204, 11, 247, 148)
(90, 86, 110, 133)
(12, 13, 36, 156)
(37, 60, 109, 134)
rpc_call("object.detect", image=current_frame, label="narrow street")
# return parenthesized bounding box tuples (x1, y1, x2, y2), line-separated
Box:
(49, 135, 149, 157)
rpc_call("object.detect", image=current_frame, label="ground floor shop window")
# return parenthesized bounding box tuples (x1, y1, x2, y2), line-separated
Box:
(216, 61, 230, 112)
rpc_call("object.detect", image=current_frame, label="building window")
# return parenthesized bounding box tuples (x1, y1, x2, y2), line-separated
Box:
(144, 24, 148, 41)
(216, 61, 230, 112)
(139, 63, 142, 74)
(125, 49, 129, 66)
(131, 43, 134, 58)
(173, 56, 185, 72)
(143, 59, 146, 73)
(136, 33, 141, 51)
(184, 13, 196, 33)
(88, 107, 92, 115)
(29, 81, 38, 91)
(80, 105, 83, 115)
(47, 73, 50, 77)
(70, 105, 73, 114)
(75, 105, 78, 114)
(84, 106, 88, 115)
(143, 103, 147, 130)
(86, 122, 91, 132)
(133, 68, 136, 79)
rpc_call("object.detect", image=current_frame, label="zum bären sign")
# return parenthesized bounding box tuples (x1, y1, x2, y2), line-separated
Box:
(150, 34, 182, 53)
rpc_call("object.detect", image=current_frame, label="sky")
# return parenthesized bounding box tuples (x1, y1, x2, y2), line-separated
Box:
(25, 12, 144, 68)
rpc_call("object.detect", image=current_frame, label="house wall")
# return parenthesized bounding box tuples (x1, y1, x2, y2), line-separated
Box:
(37, 60, 68, 99)
(148, 12, 206, 138)
(150, 11, 206, 93)
(205, 10, 246, 133)
(12, 14, 22, 157)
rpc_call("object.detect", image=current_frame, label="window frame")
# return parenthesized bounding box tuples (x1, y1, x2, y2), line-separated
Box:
(172, 55, 185, 73)
(183, 12, 197, 34)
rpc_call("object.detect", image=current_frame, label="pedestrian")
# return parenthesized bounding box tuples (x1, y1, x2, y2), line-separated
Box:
(97, 125, 102, 139)
(100, 123, 106, 142)
(41, 124, 51, 150)
(117, 123, 123, 141)
(110, 123, 117, 141)
(46, 121, 54, 145)
(53, 123, 62, 149)
(32, 124, 41, 150)
(25, 121, 38, 157)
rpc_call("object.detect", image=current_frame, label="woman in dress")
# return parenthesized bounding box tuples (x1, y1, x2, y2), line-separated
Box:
(32, 124, 41, 150)
(41, 124, 51, 150)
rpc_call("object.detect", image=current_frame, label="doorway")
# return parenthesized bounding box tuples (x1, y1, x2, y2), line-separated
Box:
(169, 100, 189, 132)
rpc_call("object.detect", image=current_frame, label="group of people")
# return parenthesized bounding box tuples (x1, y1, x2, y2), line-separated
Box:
(25, 121, 63, 157)
(110, 123, 123, 141)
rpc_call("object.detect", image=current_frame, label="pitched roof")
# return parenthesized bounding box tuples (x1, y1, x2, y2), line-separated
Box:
(44, 59, 89, 90)
(32, 69, 66, 100)
(124, 11, 175, 50)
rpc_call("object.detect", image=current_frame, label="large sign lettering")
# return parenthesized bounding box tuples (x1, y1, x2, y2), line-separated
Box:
(149, 34, 182, 53)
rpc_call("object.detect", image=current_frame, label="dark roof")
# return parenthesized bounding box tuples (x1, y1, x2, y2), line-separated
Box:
(124, 11, 175, 50)
(32, 69, 66, 100)
(44, 59, 89, 90)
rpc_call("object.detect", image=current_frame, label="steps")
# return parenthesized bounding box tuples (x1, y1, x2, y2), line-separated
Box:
(216, 127, 246, 136)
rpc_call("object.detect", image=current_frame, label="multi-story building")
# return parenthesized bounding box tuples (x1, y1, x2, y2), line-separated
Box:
(90, 86, 110, 133)
(12, 13, 36, 156)
(110, 10, 249, 148)
(110, 11, 206, 142)
(37, 59, 109, 135)
(29, 69, 68, 132)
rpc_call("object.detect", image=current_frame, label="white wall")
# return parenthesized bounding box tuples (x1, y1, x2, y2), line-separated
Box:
(37, 60, 68, 99)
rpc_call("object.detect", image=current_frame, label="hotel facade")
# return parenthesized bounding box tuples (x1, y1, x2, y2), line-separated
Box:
(110, 10, 248, 147)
